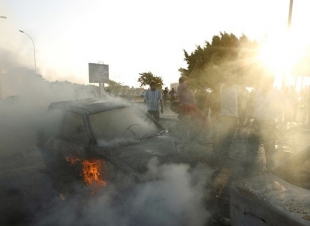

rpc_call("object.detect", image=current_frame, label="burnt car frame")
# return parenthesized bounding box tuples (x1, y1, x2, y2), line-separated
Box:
(37, 98, 196, 185)
(230, 146, 310, 226)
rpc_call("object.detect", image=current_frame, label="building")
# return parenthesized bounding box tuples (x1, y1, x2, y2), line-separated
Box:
(170, 83, 179, 90)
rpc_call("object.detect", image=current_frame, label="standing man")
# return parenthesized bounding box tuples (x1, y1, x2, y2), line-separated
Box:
(169, 88, 176, 102)
(176, 57, 211, 144)
(144, 81, 164, 121)
(205, 83, 222, 151)
(244, 75, 282, 171)
(195, 85, 208, 115)
(162, 87, 169, 107)
(216, 73, 240, 166)
(177, 57, 207, 122)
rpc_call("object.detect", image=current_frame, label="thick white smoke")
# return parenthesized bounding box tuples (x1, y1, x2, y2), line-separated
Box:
(0, 66, 98, 157)
(34, 159, 212, 226)
(0, 61, 213, 226)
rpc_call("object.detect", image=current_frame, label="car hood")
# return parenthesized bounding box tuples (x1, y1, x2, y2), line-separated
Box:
(231, 172, 310, 225)
(96, 132, 191, 173)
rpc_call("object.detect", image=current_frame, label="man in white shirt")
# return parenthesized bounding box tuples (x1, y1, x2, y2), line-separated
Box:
(216, 73, 240, 166)
(244, 75, 282, 170)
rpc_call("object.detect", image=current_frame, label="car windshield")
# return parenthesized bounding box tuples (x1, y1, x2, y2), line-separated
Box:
(89, 106, 163, 142)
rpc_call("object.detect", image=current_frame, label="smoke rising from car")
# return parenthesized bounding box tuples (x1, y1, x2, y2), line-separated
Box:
(34, 158, 212, 226)
(0, 66, 98, 157)
(0, 58, 214, 226)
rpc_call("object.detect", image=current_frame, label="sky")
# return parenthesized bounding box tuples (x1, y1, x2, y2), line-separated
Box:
(1, 0, 310, 88)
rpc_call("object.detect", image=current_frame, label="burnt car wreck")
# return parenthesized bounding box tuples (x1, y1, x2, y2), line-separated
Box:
(37, 98, 206, 192)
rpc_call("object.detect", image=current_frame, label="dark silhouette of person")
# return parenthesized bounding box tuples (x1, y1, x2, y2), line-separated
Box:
(162, 87, 169, 106)
(169, 88, 176, 102)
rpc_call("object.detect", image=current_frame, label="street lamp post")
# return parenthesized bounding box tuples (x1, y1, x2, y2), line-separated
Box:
(19, 30, 36, 74)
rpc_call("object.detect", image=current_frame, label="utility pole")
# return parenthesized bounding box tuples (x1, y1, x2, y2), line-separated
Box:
(288, 0, 298, 90)
(288, 0, 294, 31)
(282, 0, 294, 90)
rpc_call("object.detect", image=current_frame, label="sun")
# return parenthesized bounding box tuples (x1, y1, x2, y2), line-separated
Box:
(257, 32, 309, 88)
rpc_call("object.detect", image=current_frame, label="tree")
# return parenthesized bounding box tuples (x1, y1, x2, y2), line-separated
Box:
(106, 79, 123, 95)
(179, 32, 260, 89)
(137, 72, 164, 89)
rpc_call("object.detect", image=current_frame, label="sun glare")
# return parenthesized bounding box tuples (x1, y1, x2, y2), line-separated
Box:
(257, 32, 309, 88)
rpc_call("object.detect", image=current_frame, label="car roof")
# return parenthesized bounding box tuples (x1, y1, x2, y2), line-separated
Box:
(48, 98, 131, 114)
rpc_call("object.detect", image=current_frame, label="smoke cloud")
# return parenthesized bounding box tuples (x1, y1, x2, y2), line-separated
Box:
(0, 61, 213, 226)
(0, 64, 98, 157)
(34, 159, 212, 226)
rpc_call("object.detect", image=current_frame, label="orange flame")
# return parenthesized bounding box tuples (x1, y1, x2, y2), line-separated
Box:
(82, 159, 107, 186)
(66, 157, 107, 187)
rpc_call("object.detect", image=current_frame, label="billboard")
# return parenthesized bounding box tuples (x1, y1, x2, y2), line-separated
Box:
(89, 63, 109, 83)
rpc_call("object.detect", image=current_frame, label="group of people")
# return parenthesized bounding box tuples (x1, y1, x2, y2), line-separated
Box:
(162, 87, 176, 105)
(144, 57, 291, 171)
(213, 74, 282, 170)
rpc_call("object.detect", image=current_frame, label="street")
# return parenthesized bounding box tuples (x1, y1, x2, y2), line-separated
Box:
(0, 101, 310, 225)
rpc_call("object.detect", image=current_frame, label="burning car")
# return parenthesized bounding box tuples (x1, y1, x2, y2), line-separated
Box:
(37, 98, 201, 188)
(230, 147, 310, 226)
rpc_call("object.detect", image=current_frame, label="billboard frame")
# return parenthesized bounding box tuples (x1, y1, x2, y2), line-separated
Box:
(88, 63, 109, 83)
